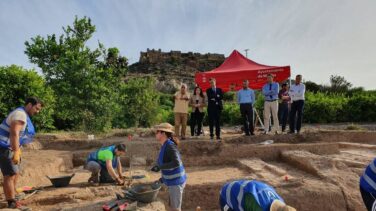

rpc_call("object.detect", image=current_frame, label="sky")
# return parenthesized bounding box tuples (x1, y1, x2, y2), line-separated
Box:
(0, 0, 375, 89)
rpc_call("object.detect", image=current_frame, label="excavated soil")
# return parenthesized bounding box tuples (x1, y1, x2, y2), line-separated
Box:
(0, 129, 375, 211)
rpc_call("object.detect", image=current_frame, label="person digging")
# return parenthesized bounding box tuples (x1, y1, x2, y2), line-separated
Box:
(219, 179, 296, 211)
(85, 144, 127, 185)
(0, 97, 43, 211)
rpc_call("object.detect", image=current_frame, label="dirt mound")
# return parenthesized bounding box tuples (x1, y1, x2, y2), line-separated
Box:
(281, 150, 366, 211)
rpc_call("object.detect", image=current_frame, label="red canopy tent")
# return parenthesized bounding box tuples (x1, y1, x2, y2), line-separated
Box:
(195, 50, 291, 92)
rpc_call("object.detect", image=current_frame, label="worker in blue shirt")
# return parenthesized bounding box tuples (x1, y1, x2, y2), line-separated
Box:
(262, 74, 280, 134)
(237, 80, 256, 136)
(360, 158, 376, 211)
(219, 180, 296, 211)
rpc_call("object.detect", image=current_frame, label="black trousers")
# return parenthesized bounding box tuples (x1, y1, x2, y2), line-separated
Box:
(289, 100, 304, 133)
(240, 103, 254, 135)
(100, 167, 115, 183)
(0, 148, 19, 176)
(360, 185, 376, 211)
(208, 107, 221, 138)
(190, 110, 204, 136)
(278, 103, 289, 131)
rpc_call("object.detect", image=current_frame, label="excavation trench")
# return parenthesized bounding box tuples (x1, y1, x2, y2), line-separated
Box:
(0, 131, 374, 211)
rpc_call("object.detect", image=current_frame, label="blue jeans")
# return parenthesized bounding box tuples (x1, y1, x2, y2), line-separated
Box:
(278, 103, 289, 131)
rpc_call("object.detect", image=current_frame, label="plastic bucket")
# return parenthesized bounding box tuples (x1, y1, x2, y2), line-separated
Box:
(46, 174, 75, 187)
(127, 182, 161, 203)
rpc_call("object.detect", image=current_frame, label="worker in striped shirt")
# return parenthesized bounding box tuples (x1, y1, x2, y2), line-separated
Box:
(219, 180, 295, 211)
(360, 158, 376, 211)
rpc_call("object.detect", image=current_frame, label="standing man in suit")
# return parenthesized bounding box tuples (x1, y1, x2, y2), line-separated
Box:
(206, 78, 223, 141)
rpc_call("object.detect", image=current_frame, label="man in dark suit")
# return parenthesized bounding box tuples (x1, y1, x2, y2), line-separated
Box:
(206, 78, 223, 140)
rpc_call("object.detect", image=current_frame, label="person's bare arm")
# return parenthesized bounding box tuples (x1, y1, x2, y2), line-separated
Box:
(116, 157, 123, 177)
(106, 160, 120, 181)
(9, 120, 25, 151)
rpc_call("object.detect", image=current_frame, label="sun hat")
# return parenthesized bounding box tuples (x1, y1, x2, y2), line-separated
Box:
(153, 123, 174, 134)
(270, 200, 296, 211)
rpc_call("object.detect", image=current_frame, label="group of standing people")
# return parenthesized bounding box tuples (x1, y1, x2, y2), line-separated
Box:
(173, 74, 306, 140)
(261, 74, 306, 134)
(173, 78, 224, 141)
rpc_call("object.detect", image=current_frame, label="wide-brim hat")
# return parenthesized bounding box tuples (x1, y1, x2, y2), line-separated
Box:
(270, 200, 296, 211)
(153, 123, 174, 134)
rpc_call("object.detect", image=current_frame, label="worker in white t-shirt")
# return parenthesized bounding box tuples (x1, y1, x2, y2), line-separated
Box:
(0, 97, 43, 210)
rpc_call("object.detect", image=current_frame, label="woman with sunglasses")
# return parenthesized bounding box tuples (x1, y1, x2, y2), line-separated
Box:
(151, 123, 187, 211)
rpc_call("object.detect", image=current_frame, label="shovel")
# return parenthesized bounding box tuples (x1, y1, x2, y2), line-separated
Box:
(24, 190, 39, 200)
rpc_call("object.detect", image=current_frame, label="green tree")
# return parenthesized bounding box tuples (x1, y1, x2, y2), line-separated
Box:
(114, 77, 160, 128)
(25, 17, 127, 131)
(0, 65, 55, 131)
(305, 80, 322, 93)
(329, 75, 352, 92)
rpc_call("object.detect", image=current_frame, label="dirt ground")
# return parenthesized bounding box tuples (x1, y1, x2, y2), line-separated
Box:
(0, 125, 376, 211)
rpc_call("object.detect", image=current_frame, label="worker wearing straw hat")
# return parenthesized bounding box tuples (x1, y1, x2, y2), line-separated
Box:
(219, 180, 296, 211)
(151, 123, 187, 211)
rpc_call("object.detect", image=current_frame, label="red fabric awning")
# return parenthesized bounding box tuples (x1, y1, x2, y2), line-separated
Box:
(195, 50, 291, 92)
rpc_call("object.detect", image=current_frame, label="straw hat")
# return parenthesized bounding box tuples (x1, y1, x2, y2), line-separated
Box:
(154, 123, 174, 134)
(270, 200, 296, 211)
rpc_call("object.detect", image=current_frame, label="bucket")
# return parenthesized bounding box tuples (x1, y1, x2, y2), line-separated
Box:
(126, 182, 161, 203)
(46, 174, 75, 187)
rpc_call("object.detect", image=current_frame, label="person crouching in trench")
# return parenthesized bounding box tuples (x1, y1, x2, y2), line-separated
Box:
(84, 144, 126, 185)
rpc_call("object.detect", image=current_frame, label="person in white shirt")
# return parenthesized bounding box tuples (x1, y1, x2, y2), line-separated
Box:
(288, 75, 305, 133)
(0, 97, 43, 210)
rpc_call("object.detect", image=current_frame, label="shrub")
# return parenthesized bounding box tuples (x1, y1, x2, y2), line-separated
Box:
(0, 65, 56, 131)
(221, 103, 242, 126)
(223, 91, 236, 102)
(304, 92, 348, 123)
(346, 92, 376, 122)
(114, 77, 160, 128)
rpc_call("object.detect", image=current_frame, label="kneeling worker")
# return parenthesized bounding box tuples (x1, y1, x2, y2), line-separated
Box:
(85, 144, 126, 185)
(220, 180, 296, 211)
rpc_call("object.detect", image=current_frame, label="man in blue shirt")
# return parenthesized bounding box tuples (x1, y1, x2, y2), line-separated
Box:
(237, 80, 256, 136)
(262, 74, 279, 134)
